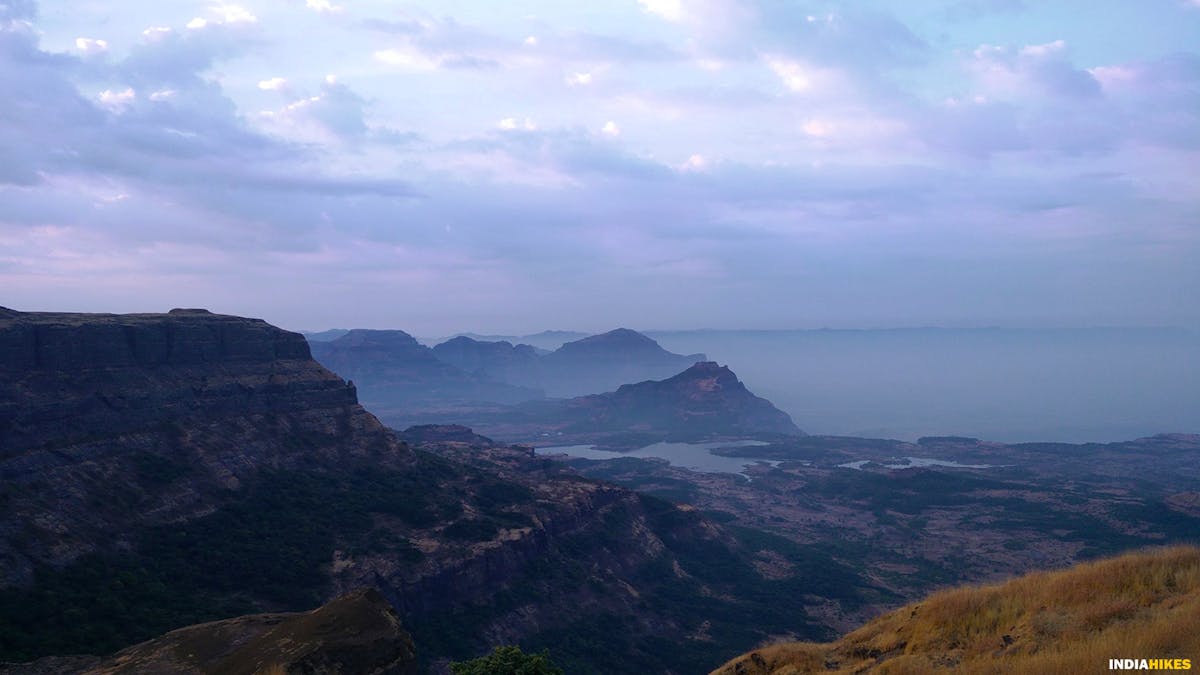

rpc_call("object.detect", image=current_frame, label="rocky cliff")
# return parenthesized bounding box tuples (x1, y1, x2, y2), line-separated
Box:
(0, 308, 403, 587)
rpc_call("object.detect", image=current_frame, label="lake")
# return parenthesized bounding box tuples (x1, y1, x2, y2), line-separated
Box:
(538, 440, 779, 477)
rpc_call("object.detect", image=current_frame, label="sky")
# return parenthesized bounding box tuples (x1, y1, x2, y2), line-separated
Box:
(1, 0, 1198, 334)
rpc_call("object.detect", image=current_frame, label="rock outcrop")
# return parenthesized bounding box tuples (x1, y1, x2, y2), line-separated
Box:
(0, 308, 403, 587)
(1, 308, 365, 457)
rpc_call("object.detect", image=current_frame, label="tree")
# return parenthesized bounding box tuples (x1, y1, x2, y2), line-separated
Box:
(449, 645, 564, 675)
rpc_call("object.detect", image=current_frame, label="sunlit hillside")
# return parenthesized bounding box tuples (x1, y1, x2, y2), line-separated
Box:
(712, 546, 1200, 675)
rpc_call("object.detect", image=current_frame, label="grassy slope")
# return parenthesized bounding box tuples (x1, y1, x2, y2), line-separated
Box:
(711, 546, 1200, 675)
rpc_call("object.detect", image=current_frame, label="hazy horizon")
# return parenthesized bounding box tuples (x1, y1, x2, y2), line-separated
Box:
(299, 322, 1198, 444)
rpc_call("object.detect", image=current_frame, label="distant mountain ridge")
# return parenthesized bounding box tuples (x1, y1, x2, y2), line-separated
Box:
(307, 328, 709, 420)
(428, 330, 588, 351)
(429, 328, 708, 399)
(430, 360, 804, 444)
(309, 329, 543, 408)
(537, 328, 707, 397)
(431, 336, 544, 390)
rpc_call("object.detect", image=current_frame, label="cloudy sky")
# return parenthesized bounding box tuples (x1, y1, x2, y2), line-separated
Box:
(2, 0, 1198, 333)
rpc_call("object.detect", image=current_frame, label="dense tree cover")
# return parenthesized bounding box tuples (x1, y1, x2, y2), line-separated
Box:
(450, 645, 564, 675)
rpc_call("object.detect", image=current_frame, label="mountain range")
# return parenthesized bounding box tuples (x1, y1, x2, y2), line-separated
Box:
(307, 327, 709, 429)
(4, 306, 1198, 674)
(0, 308, 849, 673)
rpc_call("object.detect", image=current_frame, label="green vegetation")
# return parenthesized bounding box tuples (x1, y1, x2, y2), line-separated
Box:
(0, 455, 461, 662)
(450, 645, 563, 675)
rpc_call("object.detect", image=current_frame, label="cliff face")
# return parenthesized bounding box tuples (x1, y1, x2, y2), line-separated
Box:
(0, 308, 405, 587)
(0, 308, 367, 456)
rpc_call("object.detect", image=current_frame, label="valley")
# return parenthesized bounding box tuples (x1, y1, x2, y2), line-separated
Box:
(2, 307, 1196, 674)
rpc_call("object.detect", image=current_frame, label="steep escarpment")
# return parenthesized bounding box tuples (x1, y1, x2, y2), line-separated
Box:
(0, 308, 402, 587)
(712, 546, 1200, 674)
(0, 308, 368, 455)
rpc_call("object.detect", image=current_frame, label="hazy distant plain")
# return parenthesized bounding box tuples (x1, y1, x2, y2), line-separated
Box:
(645, 328, 1199, 443)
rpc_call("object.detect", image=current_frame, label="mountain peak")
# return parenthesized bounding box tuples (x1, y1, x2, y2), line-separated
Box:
(572, 328, 657, 346)
(678, 360, 732, 376)
(330, 328, 421, 349)
(572, 362, 803, 436)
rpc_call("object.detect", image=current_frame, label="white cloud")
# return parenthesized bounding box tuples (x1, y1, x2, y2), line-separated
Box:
(566, 71, 593, 86)
(258, 77, 288, 91)
(74, 37, 108, 56)
(498, 117, 537, 131)
(374, 47, 439, 70)
(969, 38, 1099, 99)
(306, 0, 344, 13)
(680, 153, 708, 171)
(1088, 64, 1137, 91)
(1019, 39, 1064, 58)
(210, 3, 257, 24)
(601, 120, 621, 136)
(98, 88, 136, 111)
(149, 89, 176, 101)
(187, 4, 257, 30)
(765, 56, 813, 92)
(523, 35, 538, 47)
(142, 26, 172, 40)
(638, 0, 684, 21)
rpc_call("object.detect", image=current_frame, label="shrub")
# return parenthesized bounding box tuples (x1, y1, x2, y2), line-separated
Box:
(449, 645, 564, 675)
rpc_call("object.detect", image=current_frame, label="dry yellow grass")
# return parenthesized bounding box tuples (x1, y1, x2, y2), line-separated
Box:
(712, 546, 1200, 674)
